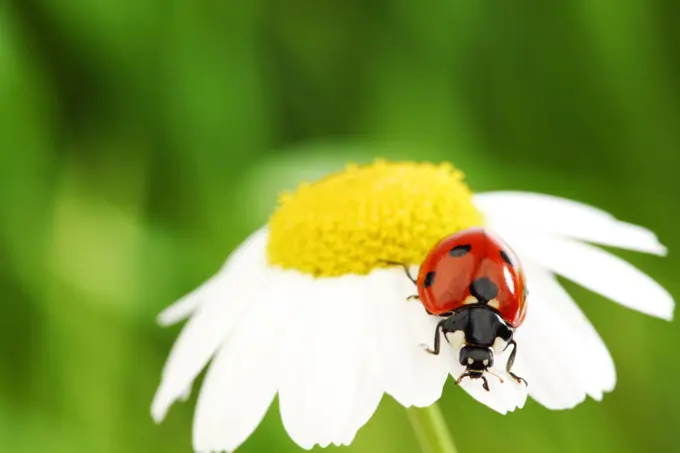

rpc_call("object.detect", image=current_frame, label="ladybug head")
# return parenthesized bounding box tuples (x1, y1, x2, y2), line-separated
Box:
(459, 345, 493, 376)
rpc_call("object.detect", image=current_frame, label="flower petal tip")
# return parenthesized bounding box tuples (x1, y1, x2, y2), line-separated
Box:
(150, 408, 166, 424)
(542, 394, 587, 411)
(665, 310, 675, 322)
(654, 243, 668, 257)
(156, 300, 197, 327)
(639, 237, 668, 257)
(156, 311, 175, 327)
(589, 392, 604, 402)
(336, 437, 356, 447)
(655, 298, 675, 322)
(150, 391, 172, 424)
(295, 441, 315, 451)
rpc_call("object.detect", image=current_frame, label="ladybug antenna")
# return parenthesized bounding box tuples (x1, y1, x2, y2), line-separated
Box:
(485, 369, 504, 384)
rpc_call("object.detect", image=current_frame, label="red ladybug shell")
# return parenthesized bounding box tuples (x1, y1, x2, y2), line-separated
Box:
(416, 227, 528, 327)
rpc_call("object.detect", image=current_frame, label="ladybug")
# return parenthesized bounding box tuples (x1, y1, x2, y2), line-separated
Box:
(389, 227, 528, 391)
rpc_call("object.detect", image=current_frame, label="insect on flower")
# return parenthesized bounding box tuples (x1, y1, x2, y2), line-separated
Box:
(387, 227, 528, 392)
(151, 160, 674, 453)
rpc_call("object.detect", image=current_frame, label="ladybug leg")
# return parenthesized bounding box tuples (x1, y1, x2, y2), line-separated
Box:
(421, 319, 446, 355)
(381, 260, 420, 302)
(381, 260, 417, 285)
(505, 340, 528, 386)
(455, 371, 470, 385)
(422, 311, 469, 354)
(480, 375, 490, 392)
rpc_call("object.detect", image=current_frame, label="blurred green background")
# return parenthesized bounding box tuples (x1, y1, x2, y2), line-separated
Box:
(1, 0, 679, 452)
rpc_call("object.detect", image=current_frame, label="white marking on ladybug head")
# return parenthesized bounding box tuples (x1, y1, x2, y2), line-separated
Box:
(483, 359, 489, 366)
(467, 357, 474, 365)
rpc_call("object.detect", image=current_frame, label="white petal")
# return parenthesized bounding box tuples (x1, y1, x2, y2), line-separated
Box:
(157, 228, 269, 326)
(459, 378, 527, 415)
(331, 275, 386, 447)
(368, 268, 450, 408)
(192, 296, 283, 453)
(513, 264, 616, 409)
(474, 191, 667, 255)
(312, 287, 371, 447)
(179, 384, 193, 402)
(157, 275, 218, 327)
(151, 228, 270, 422)
(494, 228, 674, 321)
(328, 278, 385, 447)
(276, 295, 322, 448)
(278, 274, 382, 449)
(335, 360, 383, 446)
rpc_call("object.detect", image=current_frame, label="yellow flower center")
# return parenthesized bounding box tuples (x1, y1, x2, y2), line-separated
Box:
(267, 160, 483, 277)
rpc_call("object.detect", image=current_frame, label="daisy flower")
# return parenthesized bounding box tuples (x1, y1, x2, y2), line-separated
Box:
(151, 160, 673, 452)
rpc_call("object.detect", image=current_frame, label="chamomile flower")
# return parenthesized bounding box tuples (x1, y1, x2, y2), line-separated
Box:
(151, 160, 673, 452)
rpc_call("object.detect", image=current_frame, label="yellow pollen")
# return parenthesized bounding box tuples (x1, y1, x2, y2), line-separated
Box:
(266, 160, 483, 277)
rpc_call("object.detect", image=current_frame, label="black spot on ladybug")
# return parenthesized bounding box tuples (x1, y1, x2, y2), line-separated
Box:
(424, 271, 436, 288)
(500, 250, 513, 266)
(450, 244, 471, 257)
(469, 277, 498, 303)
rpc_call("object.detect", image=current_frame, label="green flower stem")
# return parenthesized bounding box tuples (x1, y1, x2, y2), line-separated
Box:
(406, 403, 459, 453)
